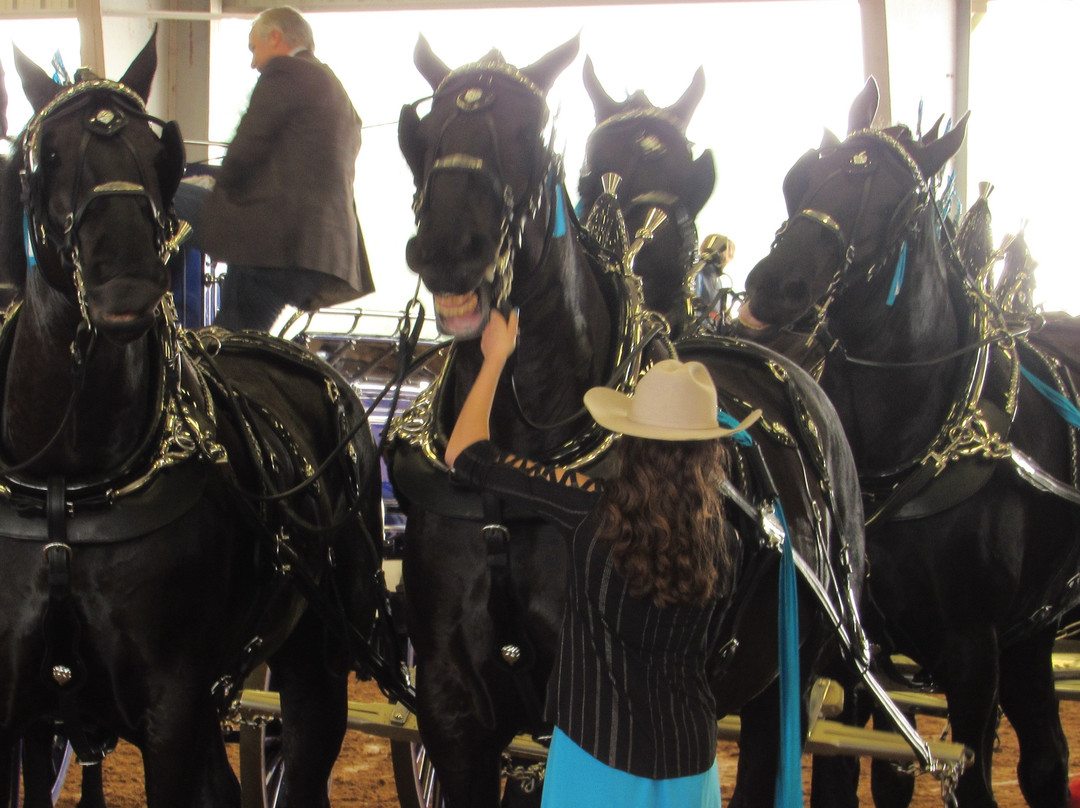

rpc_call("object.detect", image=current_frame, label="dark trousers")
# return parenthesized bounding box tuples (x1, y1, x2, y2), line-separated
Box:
(213, 264, 332, 332)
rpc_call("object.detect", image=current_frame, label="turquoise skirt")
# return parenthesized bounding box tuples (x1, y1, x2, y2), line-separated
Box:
(540, 728, 721, 808)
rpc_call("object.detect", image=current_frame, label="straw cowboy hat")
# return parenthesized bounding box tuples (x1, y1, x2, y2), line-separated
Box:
(584, 359, 762, 441)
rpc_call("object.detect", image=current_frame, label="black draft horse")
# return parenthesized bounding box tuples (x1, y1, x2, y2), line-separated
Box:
(390, 35, 872, 808)
(741, 78, 1080, 807)
(577, 57, 716, 332)
(0, 32, 388, 807)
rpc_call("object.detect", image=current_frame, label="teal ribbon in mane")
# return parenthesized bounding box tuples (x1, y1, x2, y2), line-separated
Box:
(886, 240, 907, 306)
(1021, 366, 1080, 428)
(718, 411, 754, 446)
(552, 183, 567, 239)
(22, 213, 38, 273)
(774, 501, 802, 808)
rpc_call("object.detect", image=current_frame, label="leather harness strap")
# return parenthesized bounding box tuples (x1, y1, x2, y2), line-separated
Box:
(481, 491, 545, 731)
(41, 476, 116, 763)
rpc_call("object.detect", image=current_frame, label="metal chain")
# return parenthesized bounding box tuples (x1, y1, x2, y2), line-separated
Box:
(500, 753, 545, 792)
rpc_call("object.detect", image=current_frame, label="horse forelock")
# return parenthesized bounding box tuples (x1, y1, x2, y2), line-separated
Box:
(436, 60, 546, 102)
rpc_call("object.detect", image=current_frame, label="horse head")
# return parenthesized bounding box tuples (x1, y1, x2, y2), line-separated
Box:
(577, 57, 715, 316)
(742, 81, 968, 332)
(398, 35, 579, 337)
(10, 27, 184, 343)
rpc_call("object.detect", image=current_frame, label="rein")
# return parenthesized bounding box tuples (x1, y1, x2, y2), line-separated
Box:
(0, 315, 96, 477)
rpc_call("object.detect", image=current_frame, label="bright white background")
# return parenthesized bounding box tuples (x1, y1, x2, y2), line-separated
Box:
(3, 1, 1078, 315)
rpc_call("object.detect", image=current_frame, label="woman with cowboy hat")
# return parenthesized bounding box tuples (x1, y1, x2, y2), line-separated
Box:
(446, 310, 760, 808)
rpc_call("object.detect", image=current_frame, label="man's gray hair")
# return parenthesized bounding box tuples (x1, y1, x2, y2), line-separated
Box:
(252, 6, 315, 52)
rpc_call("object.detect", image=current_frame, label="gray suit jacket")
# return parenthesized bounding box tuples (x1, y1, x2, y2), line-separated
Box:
(202, 51, 374, 308)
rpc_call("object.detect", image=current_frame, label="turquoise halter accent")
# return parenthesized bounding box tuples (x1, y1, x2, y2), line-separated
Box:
(886, 239, 908, 306)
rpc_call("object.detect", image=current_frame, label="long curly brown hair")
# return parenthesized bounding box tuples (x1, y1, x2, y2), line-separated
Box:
(597, 435, 734, 608)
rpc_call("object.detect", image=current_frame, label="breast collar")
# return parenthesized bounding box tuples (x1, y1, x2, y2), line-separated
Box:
(0, 301, 223, 542)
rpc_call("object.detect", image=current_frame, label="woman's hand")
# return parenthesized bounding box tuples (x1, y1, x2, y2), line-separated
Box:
(445, 308, 519, 469)
(481, 308, 519, 365)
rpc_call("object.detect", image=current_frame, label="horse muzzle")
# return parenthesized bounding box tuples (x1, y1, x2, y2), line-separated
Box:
(83, 273, 167, 342)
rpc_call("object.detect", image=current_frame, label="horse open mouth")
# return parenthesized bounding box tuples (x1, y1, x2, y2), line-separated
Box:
(434, 286, 491, 339)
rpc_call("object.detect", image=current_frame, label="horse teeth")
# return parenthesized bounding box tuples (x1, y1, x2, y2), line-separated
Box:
(436, 293, 479, 318)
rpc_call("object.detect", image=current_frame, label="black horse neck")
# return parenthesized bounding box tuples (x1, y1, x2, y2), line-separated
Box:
(458, 187, 614, 456)
(1, 269, 156, 478)
(823, 210, 972, 474)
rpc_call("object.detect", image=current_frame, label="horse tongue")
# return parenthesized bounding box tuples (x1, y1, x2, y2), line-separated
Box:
(736, 302, 770, 331)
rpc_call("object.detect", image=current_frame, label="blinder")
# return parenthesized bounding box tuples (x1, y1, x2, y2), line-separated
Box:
(397, 99, 426, 186)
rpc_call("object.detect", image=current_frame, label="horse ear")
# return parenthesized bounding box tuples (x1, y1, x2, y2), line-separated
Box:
(398, 102, 425, 185)
(912, 111, 970, 179)
(921, 114, 944, 145)
(686, 150, 716, 216)
(119, 25, 158, 103)
(666, 66, 705, 133)
(583, 56, 619, 124)
(157, 120, 185, 203)
(847, 76, 879, 134)
(521, 34, 580, 94)
(820, 128, 841, 151)
(413, 35, 450, 91)
(14, 46, 61, 113)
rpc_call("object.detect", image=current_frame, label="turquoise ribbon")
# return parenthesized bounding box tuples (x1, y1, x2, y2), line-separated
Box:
(1021, 366, 1080, 429)
(774, 501, 802, 808)
(886, 240, 907, 306)
(22, 213, 38, 273)
(718, 411, 754, 446)
(553, 184, 567, 239)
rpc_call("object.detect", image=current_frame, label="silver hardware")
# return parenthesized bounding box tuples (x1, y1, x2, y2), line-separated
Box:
(51, 665, 73, 686)
(501, 644, 522, 665)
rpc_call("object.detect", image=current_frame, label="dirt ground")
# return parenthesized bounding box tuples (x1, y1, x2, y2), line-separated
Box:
(47, 681, 1080, 807)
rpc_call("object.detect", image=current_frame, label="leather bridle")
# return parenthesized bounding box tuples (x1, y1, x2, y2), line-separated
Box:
(403, 66, 557, 311)
(20, 78, 180, 323)
(772, 129, 930, 328)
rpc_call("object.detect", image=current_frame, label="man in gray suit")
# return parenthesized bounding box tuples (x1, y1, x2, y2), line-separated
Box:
(198, 6, 374, 330)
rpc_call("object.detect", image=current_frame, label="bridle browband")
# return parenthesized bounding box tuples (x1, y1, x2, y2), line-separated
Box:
(406, 65, 557, 311)
(20, 78, 180, 324)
